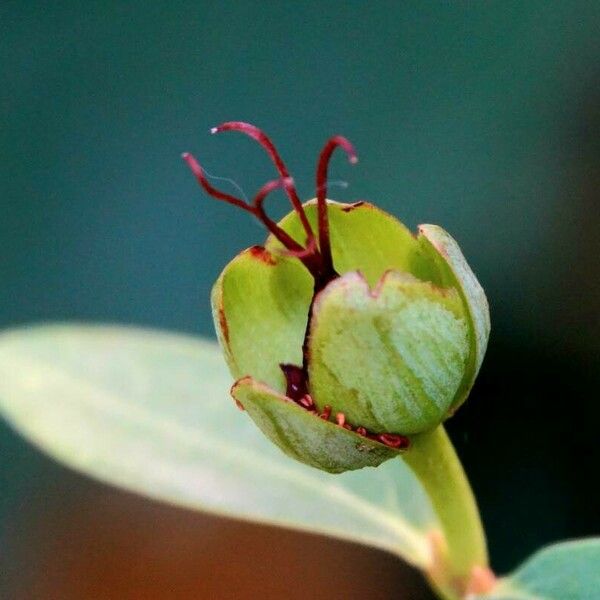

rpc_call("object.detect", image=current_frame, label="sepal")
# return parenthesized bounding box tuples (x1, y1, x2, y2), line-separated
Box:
(231, 377, 403, 473)
(417, 225, 490, 408)
(308, 270, 470, 434)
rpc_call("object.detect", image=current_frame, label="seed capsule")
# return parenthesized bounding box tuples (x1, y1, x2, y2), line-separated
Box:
(184, 122, 490, 473)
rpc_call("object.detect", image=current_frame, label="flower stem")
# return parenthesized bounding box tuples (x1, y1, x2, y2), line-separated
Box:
(402, 425, 489, 599)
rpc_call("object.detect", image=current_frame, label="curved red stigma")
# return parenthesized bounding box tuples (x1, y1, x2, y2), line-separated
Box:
(182, 152, 252, 213)
(183, 150, 322, 276)
(211, 122, 315, 246)
(184, 124, 359, 290)
(315, 136, 358, 279)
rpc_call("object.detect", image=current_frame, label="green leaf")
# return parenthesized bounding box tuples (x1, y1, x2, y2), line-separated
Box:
(308, 271, 470, 434)
(0, 324, 436, 568)
(232, 376, 402, 473)
(475, 539, 600, 600)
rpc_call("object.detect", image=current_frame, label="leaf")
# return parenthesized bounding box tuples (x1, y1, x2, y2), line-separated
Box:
(0, 324, 436, 569)
(474, 539, 600, 600)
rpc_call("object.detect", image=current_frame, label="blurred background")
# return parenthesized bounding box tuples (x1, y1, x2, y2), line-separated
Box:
(1, 2, 599, 598)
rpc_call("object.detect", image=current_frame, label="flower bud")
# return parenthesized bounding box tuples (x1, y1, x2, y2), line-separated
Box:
(184, 122, 489, 473)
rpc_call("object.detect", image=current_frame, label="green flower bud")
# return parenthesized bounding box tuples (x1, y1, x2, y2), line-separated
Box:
(184, 122, 490, 474)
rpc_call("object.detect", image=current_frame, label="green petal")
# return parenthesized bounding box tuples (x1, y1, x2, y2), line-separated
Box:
(308, 271, 470, 434)
(266, 200, 448, 288)
(232, 376, 402, 473)
(211, 246, 312, 392)
(417, 225, 490, 408)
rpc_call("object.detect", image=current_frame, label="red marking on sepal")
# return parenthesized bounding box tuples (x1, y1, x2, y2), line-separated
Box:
(248, 245, 276, 265)
(217, 307, 230, 344)
(341, 201, 365, 212)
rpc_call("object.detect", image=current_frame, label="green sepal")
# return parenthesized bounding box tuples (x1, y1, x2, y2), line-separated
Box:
(231, 376, 402, 473)
(417, 225, 490, 409)
(266, 201, 489, 411)
(266, 200, 449, 288)
(214, 201, 489, 423)
(308, 270, 470, 434)
(211, 245, 312, 393)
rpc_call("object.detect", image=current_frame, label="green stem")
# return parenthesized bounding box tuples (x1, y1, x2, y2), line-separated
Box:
(402, 425, 488, 599)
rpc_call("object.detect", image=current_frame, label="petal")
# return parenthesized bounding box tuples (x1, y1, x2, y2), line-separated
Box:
(231, 376, 402, 473)
(417, 225, 491, 408)
(211, 246, 312, 393)
(308, 271, 470, 434)
(266, 200, 449, 288)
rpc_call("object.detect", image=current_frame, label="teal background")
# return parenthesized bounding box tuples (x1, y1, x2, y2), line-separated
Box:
(1, 2, 598, 597)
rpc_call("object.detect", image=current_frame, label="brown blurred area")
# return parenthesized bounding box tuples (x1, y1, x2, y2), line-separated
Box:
(2, 463, 435, 600)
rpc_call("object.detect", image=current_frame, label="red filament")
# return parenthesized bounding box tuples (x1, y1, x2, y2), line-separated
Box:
(211, 122, 315, 246)
(299, 394, 315, 410)
(252, 178, 306, 254)
(315, 136, 358, 280)
(183, 122, 358, 287)
(319, 405, 332, 420)
(377, 433, 410, 449)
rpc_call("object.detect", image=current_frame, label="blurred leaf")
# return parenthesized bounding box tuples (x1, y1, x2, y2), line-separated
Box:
(476, 539, 600, 600)
(0, 324, 435, 569)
